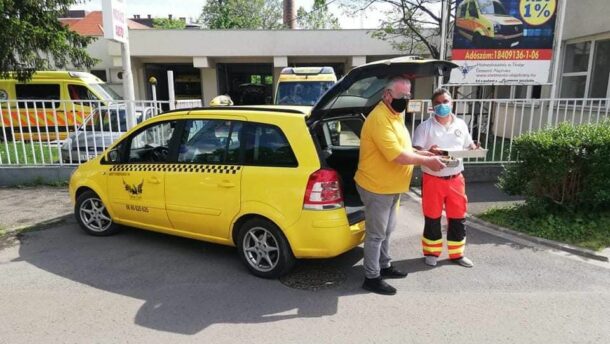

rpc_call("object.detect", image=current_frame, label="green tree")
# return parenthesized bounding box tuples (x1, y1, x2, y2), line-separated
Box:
(297, 0, 340, 29)
(199, 0, 283, 29)
(344, 0, 456, 58)
(153, 18, 187, 29)
(0, 0, 97, 82)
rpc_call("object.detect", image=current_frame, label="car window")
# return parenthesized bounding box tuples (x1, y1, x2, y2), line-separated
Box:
(68, 84, 100, 101)
(127, 121, 176, 163)
(15, 84, 60, 108)
(468, 2, 478, 17)
(459, 2, 467, 17)
(477, 0, 507, 15)
(325, 118, 362, 147)
(242, 123, 297, 167)
(177, 119, 241, 164)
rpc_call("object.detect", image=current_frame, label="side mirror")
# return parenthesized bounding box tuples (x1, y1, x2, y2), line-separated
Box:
(106, 149, 120, 163)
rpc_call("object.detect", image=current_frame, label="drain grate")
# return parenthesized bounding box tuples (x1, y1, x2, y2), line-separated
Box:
(280, 263, 346, 291)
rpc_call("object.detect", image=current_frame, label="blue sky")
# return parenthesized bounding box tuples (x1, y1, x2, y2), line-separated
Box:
(70, 0, 394, 29)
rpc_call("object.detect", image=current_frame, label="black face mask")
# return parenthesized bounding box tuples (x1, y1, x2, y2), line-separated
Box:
(390, 97, 407, 113)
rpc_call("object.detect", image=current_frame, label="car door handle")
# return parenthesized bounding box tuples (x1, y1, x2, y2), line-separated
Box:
(218, 180, 235, 188)
(148, 177, 161, 184)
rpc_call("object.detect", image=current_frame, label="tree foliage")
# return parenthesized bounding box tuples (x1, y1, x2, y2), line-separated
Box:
(199, 0, 284, 29)
(0, 0, 97, 82)
(344, 0, 456, 58)
(297, 0, 340, 30)
(153, 18, 187, 30)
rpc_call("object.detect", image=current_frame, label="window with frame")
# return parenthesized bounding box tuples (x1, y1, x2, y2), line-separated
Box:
(325, 119, 362, 147)
(242, 123, 297, 167)
(15, 84, 60, 108)
(127, 121, 176, 163)
(177, 119, 241, 164)
(68, 84, 100, 101)
(560, 39, 610, 99)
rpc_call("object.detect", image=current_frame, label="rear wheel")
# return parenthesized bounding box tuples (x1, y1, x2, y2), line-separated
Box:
(237, 218, 295, 278)
(75, 190, 121, 236)
(473, 33, 484, 48)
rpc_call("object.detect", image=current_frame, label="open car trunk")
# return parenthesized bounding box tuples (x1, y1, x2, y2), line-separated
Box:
(306, 56, 458, 226)
(311, 115, 365, 225)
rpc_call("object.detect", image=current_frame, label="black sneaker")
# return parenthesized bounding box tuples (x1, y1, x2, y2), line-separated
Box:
(380, 265, 408, 279)
(362, 277, 397, 295)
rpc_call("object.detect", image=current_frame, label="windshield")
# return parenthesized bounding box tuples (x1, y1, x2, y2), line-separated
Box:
(477, 0, 508, 15)
(89, 108, 128, 132)
(276, 81, 334, 106)
(88, 83, 123, 101)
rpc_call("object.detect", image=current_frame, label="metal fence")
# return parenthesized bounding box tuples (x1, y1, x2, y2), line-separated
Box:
(1, 98, 608, 166)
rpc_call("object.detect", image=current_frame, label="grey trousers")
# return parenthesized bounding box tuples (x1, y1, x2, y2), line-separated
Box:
(356, 184, 400, 279)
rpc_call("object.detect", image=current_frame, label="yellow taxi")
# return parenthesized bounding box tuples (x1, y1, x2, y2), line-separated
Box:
(69, 57, 457, 278)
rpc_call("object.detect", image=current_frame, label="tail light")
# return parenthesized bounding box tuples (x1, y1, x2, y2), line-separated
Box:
(303, 169, 344, 210)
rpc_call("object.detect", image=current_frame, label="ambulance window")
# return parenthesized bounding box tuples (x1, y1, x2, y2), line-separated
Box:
(15, 84, 60, 108)
(68, 84, 100, 101)
(459, 3, 467, 17)
(127, 121, 176, 163)
(468, 2, 478, 17)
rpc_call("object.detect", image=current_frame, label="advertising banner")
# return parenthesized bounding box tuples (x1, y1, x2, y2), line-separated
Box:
(102, 0, 127, 43)
(448, 0, 557, 85)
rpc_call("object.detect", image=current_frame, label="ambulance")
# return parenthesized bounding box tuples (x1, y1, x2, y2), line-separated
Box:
(0, 71, 122, 142)
(274, 67, 336, 106)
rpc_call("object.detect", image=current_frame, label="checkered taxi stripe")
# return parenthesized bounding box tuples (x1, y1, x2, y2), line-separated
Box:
(109, 164, 242, 174)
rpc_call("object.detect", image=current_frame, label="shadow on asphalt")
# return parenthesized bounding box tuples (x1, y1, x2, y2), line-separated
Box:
(15, 219, 368, 335)
(14, 209, 548, 335)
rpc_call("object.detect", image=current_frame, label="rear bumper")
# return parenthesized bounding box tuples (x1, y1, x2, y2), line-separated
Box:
(286, 209, 365, 258)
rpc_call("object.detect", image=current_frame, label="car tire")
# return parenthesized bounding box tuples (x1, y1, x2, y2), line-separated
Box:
(75, 190, 122, 236)
(473, 33, 484, 48)
(237, 218, 295, 278)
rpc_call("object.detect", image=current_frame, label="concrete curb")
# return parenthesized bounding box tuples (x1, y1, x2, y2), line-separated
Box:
(406, 189, 609, 263)
(1, 213, 73, 238)
(467, 216, 609, 262)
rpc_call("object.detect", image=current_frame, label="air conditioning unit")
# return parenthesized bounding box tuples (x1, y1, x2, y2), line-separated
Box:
(109, 69, 124, 83)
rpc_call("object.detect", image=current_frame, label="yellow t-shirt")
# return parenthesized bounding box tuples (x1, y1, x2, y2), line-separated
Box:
(354, 101, 414, 194)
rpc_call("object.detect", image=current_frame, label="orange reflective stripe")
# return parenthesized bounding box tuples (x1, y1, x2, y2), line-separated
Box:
(448, 245, 464, 250)
(422, 242, 443, 248)
(449, 253, 463, 259)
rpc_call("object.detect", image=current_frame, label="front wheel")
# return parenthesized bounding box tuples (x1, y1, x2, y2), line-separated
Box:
(75, 190, 122, 236)
(237, 219, 295, 278)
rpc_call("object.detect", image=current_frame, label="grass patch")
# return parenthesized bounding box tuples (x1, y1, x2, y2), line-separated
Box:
(0, 141, 61, 165)
(480, 203, 610, 251)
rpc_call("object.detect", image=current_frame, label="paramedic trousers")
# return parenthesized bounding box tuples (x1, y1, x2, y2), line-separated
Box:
(421, 173, 467, 260)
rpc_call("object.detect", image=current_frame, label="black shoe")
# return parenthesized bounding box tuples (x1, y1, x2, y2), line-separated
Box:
(380, 265, 408, 279)
(362, 277, 397, 295)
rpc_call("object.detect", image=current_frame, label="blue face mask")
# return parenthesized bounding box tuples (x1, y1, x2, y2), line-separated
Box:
(433, 103, 451, 117)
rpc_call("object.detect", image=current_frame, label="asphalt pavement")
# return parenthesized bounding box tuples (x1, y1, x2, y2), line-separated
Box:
(0, 184, 609, 343)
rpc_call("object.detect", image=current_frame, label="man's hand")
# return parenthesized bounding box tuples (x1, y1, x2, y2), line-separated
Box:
(429, 144, 444, 155)
(415, 150, 435, 157)
(469, 140, 481, 150)
(423, 156, 446, 171)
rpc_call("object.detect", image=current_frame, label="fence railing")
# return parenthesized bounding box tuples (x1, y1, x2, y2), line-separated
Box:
(1, 98, 608, 166)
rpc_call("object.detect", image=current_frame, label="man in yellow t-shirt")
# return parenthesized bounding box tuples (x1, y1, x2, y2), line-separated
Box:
(355, 76, 446, 295)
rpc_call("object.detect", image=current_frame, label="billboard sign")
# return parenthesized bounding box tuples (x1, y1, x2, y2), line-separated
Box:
(448, 0, 557, 85)
(102, 0, 127, 43)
